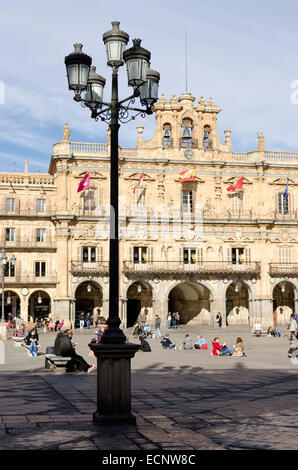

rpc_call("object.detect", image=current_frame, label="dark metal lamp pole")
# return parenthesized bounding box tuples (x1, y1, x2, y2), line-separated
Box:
(64, 21, 160, 425)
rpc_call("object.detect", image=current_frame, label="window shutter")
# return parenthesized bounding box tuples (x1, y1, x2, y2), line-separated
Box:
(197, 247, 203, 264)
(148, 246, 153, 263)
(129, 246, 133, 263)
(244, 247, 251, 264)
(179, 247, 183, 264)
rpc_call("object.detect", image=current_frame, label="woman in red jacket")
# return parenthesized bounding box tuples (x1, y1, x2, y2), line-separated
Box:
(212, 337, 233, 356)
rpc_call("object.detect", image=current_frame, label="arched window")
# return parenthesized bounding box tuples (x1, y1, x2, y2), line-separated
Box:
(163, 123, 172, 148)
(181, 118, 193, 148)
(203, 125, 212, 149)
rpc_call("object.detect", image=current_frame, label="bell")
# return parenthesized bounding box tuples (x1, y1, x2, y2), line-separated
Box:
(164, 129, 171, 138)
(182, 127, 191, 139)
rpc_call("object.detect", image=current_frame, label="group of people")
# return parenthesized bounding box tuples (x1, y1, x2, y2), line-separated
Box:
(167, 312, 180, 329)
(159, 332, 246, 356)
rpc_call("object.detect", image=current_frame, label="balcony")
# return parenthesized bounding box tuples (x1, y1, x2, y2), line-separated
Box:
(162, 138, 173, 148)
(179, 138, 198, 149)
(71, 261, 109, 276)
(123, 260, 261, 276)
(0, 204, 54, 217)
(1, 240, 56, 250)
(269, 263, 298, 277)
(4, 274, 57, 285)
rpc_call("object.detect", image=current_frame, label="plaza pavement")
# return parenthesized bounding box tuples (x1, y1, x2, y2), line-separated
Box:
(0, 324, 297, 450)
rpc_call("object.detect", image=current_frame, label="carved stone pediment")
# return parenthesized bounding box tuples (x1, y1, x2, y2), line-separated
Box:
(124, 173, 153, 182)
(76, 171, 107, 179)
(269, 178, 296, 186)
(224, 176, 251, 185)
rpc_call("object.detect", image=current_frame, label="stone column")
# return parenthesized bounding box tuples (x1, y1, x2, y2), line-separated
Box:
(90, 342, 140, 426)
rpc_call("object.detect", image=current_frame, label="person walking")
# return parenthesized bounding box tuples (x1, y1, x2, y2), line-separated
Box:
(216, 312, 222, 327)
(289, 314, 297, 341)
(140, 309, 147, 328)
(86, 312, 91, 329)
(154, 314, 161, 338)
(80, 312, 85, 329)
(174, 312, 180, 329)
(167, 312, 172, 329)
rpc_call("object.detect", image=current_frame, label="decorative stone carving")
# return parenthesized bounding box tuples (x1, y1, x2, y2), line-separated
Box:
(62, 123, 70, 142)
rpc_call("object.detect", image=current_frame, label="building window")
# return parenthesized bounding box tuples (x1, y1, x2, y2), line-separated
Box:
(163, 123, 172, 147)
(83, 189, 96, 212)
(230, 192, 243, 213)
(35, 261, 46, 277)
(231, 248, 244, 264)
(182, 191, 193, 213)
(133, 188, 145, 209)
(4, 261, 15, 277)
(82, 247, 96, 263)
(183, 248, 197, 264)
(5, 228, 15, 242)
(36, 229, 46, 242)
(133, 247, 147, 264)
(278, 193, 289, 215)
(203, 125, 212, 149)
(279, 248, 291, 265)
(37, 199, 46, 212)
(6, 199, 15, 212)
(181, 118, 193, 148)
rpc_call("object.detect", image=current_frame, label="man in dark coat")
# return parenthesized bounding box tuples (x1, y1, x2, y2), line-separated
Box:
(139, 335, 151, 352)
(60, 330, 95, 373)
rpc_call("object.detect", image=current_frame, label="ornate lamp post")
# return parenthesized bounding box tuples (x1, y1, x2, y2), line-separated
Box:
(64, 21, 160, 425)
(1, 250, 16, 324)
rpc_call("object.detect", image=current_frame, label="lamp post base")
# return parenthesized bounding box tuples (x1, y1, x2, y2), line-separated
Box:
(0, 322, 7, 340)
(89, 342, 140, 426)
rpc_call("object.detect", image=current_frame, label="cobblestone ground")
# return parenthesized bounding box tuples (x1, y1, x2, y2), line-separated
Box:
(0, 325, 297, 450)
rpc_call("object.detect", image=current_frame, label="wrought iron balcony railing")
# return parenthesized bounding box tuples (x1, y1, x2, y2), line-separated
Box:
(4, 274, 57, 284)
(123, 260, 261, 275)
(269, 263, 298, 277)
(179, 138, 198, 149)
(71, 261, 109, 276)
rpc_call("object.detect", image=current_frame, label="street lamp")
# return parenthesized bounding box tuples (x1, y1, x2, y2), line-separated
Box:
(1, 250, 16, 323)
(64, 21, 160, 426)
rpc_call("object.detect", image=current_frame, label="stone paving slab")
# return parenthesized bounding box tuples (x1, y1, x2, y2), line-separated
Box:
(0, 325, 297, 450)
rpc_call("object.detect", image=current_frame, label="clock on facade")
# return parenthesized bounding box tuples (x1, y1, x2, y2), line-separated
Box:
(184, 150, 194, 160)
(21, 287, 29, 296)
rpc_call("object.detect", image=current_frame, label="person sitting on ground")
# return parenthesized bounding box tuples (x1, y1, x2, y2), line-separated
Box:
(139, 335, 151, 352)
(252, 322, 263, 336)
(194, 334, 208, 350)
(60, 329, 96, 373)
(288, 340, 298, 358)
(267, 326, 275, 337)
(232, 337, 246, 357)
(274, 327, 281, 338)
(182, 334, 193, 350)
(132, 322, 143, 337)
(212, 337, 234, 356)
(161, 333, 176, 350)
(14, 326, 25, 339)
(27, 329, 38, 357)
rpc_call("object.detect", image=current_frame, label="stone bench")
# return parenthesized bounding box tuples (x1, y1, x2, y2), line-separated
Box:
(45, 354, 71, 373)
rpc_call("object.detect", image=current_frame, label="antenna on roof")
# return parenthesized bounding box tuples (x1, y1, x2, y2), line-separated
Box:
(185, 25, 188, 91)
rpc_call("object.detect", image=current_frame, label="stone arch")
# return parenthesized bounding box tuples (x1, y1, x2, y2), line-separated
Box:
(225, 281, 250, 325)
(28, 290, 52, 323)
(272, 281, 296, 325)
(0, 289, 21, 322)
(74, 280, 103, 328)
(168, 281, 211, 325)
(126, 280, 153, 328)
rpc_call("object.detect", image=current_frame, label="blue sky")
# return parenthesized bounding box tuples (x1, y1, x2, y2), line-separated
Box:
(0, 0, 298, 172)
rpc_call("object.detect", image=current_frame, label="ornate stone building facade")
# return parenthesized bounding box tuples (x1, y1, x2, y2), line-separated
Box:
(1, 91, 298, 328)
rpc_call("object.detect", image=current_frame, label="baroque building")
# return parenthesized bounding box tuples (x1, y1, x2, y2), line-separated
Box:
(1, 91, 298, 328)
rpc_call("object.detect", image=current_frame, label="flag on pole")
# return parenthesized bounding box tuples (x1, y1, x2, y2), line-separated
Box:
(283, 177, 289, 203)
(227, 176, 244, 192)
(133, 173, 144, 193)
(179, 166, 196, 182)
(77, 173, 90, 193)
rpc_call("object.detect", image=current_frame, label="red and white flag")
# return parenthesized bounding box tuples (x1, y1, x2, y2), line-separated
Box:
(77, 173, 90, 193)
(133, 173, 144, 193)
(227, 176, 244, 192)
